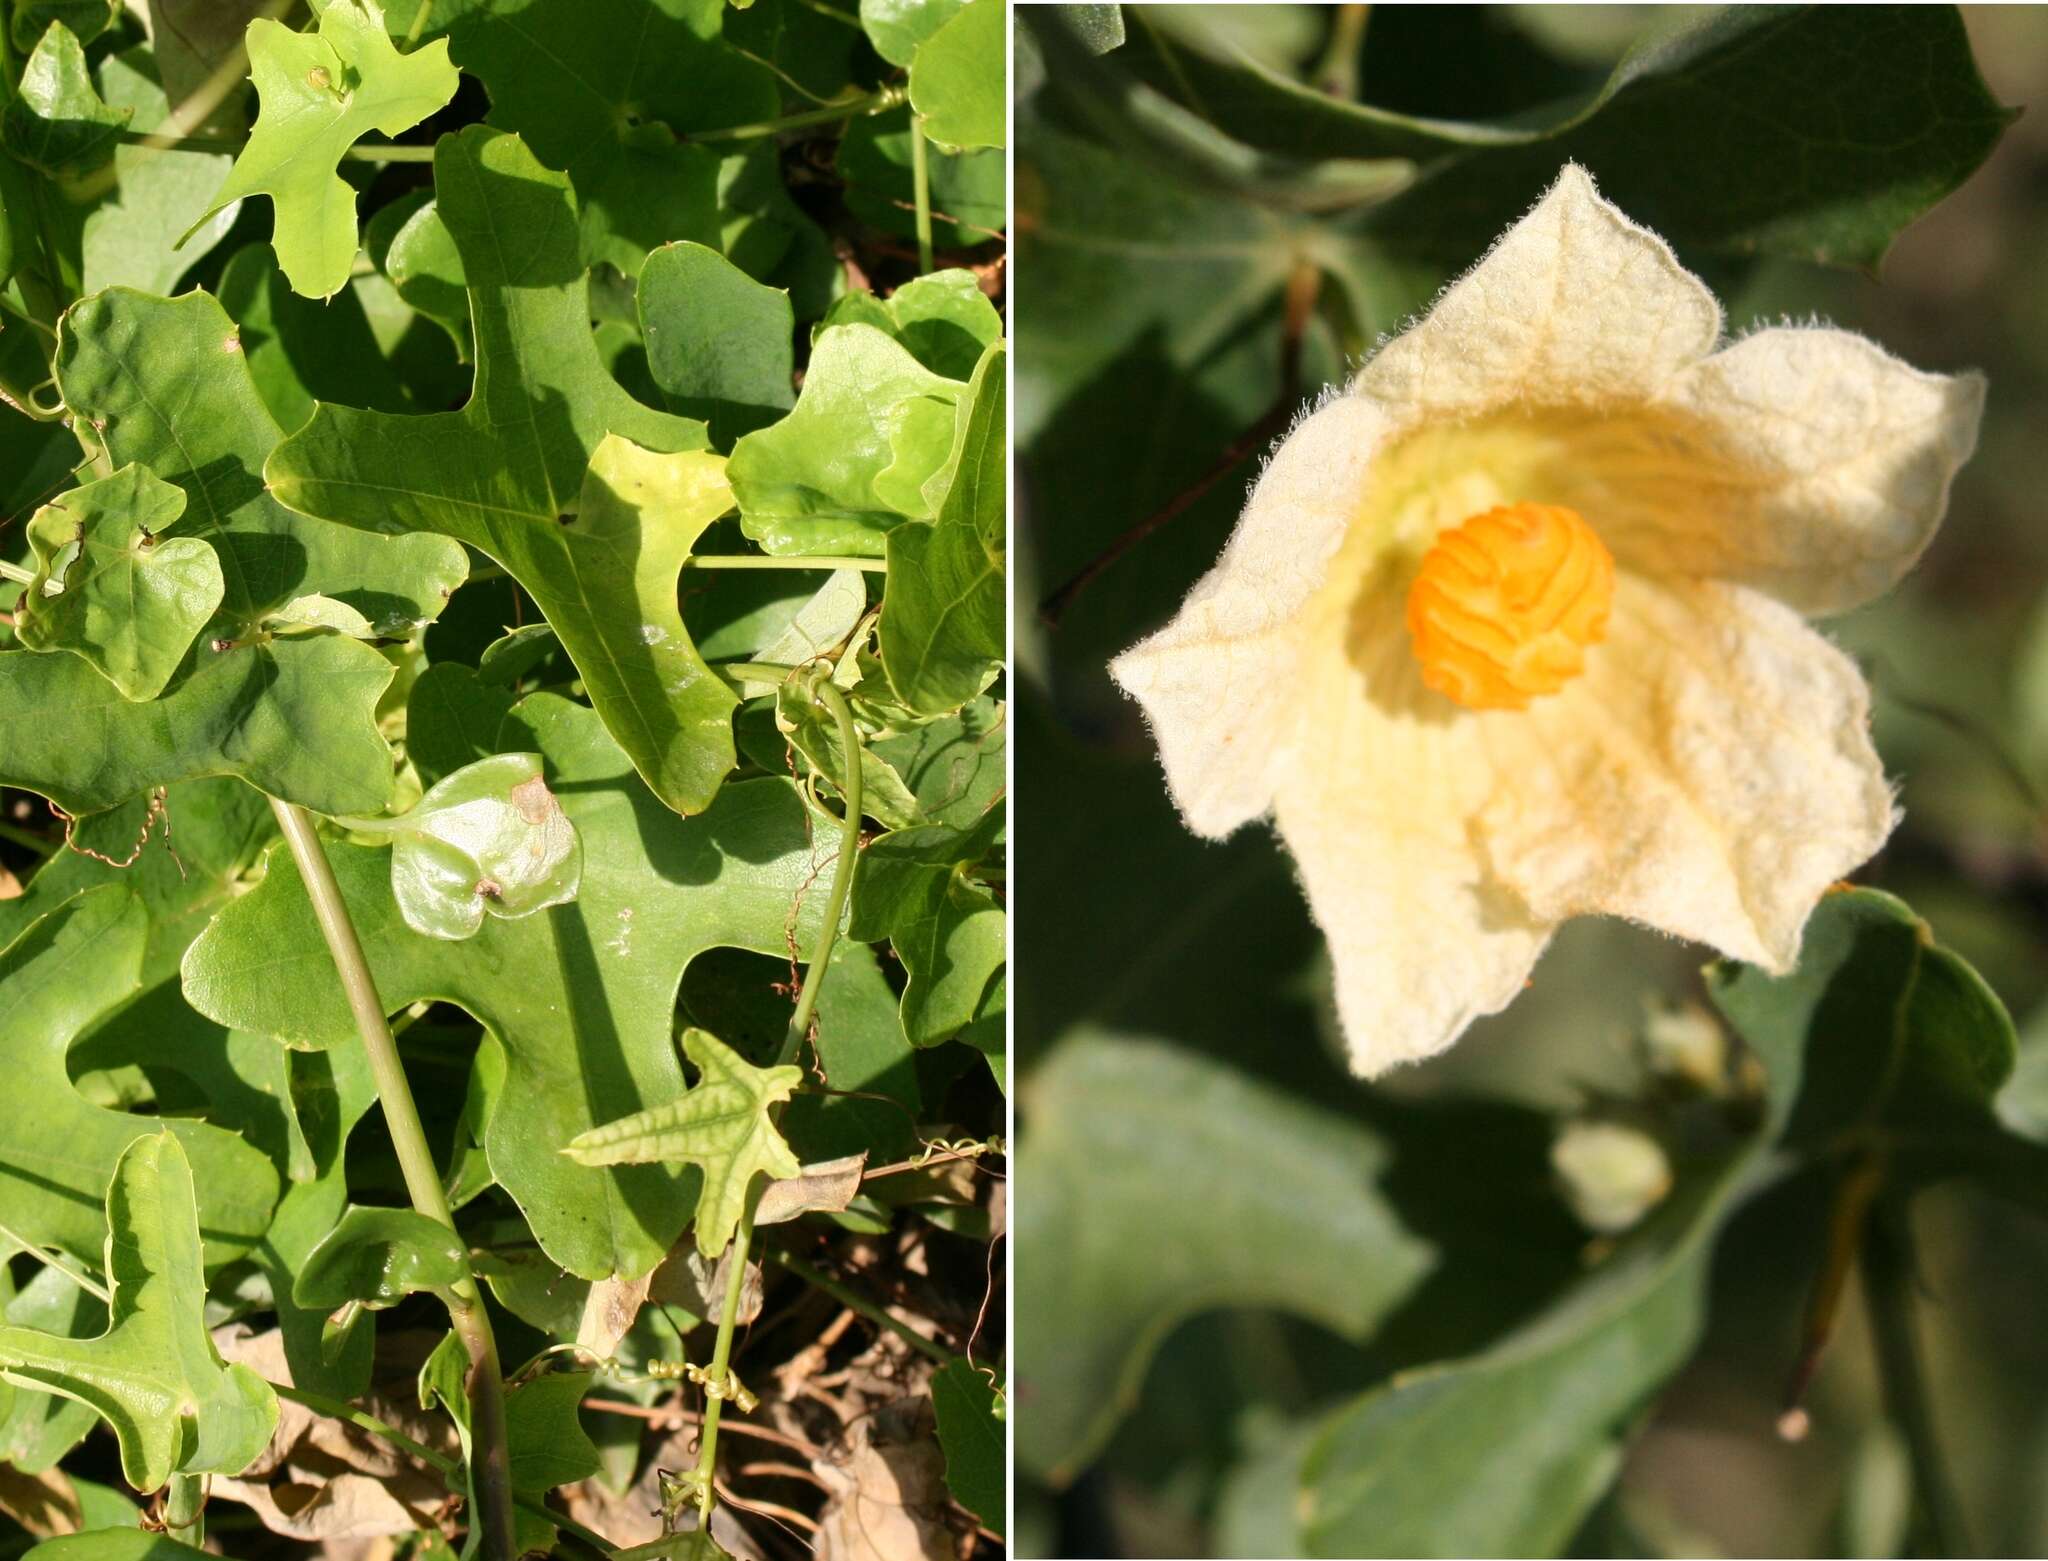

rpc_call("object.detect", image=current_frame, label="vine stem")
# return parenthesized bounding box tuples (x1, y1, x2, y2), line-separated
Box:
(682, 555, 887, 572)
(269, 1382, 615, 1556)
(0, 559, 33, 586)
(689, 663, 865, 1527)
(768, 1248, 955, 1365)
(1863, 1205, 1971, 1555)
(687, 85, 905, 144)
(909, 114, 935, 273)
(267, 801, 518, 1561)
(162, 1474, 204, 1547)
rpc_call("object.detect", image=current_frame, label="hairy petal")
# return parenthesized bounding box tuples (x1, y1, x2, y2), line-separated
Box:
(1642, 328, 1985, 614)
(1112, 394, 1393, 838)
(1475, 574, 1896, 971)
(1355, 164, 1722, 418)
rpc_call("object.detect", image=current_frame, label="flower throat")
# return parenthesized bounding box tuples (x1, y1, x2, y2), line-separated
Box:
(1404, 502, 1615, 710)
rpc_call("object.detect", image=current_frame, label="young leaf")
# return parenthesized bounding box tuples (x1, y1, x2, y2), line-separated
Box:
(265, 129, 738, 816)
(11, 464, 222, 701)
(343, 752, 582, 941)
(294, 1206, 468, 1310)
(819, 268, 1001, 382)
(909, 0, 1003, 152)
(880, 341, 1004, 715)
(0, 888, 278, 1267)
(638, 241, 795, 448)
(868, 694, 1004, 830)
(0, 288, 465, 817)
(931, 1358, 1004, 1538)
(727, 322, 963, 556)
(181, 693, 840, 1280)
(0, 1134, 279, 1493)
(775, 681, 923, 831)
(3, 21, 130, 176)
(562, 1029, 803, 1256)
(845, 803, 1004, 1045)
(194, 0, 459, 298)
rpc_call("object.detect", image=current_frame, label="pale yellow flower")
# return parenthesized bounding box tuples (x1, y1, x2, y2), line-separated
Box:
(1110, 165, 1985, 1077)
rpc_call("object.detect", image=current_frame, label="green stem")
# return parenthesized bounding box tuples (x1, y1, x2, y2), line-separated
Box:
(1863, 1207, 1971, 1555)
(0, 559, 33, 586)
(909, 113, 935, 273)
(403, 0, 435, 46)
(683, 555, 887, 572)
(270, 1382, 616, 1555)
(768, 1248, 954, 1365)
(687, 84, 905, 143)
(1310, 4, 1369, 98)
(687, 666, 864, 1528)
(162, 1474, 204, 1547)
(691, 1212, 757, 1526)
(0, 1220, 107, 1298)
(267, 801, 518, 1561)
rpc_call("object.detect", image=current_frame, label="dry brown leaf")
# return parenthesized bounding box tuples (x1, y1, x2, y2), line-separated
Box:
(0, 1463, 79, 1536)
(813, 1397, 953, 1561)
(756, 1154, 867, 1227)
(578, 1271, 653, 1361)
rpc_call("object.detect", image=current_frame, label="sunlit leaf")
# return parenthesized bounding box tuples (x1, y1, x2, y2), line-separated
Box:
(563, 1028, 802, 1256)
(195, 0, 458, 298)
(11, 464, 222, 701)
(880, 341, 1003, 715)
(265, 129, 738, 816)
(819, 268, 1001, 381)
(909, 0, 1003, 152)
(0, 1134, 278, 1492)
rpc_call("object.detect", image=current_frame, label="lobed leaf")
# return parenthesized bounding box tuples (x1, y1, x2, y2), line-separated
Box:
(11, 464, 221, 702)
(562, 1028, 803, 1256)
(0, 1134, 278, 1492)
(3, 21, 129, 175)
(195, 0, 458, 298)
(846, 804, 1005, 1046)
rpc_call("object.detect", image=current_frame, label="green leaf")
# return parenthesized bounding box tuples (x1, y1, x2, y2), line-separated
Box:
(819, 269, 1001, 382)
(0, 1263, 104, 1474)
(931, 1357, 1004, 1537)
(505, 1368, 601, 1515)
(3, 20, 130, 175)
(375, 194, 469, 359)
(1114, 6, 2013, 271)
(405, 662, 513, 790)
(0, 287, 466, 816)
(0, 888, 278, 1267)
(638, 240, 794, 449)
(394, 0, 778, 275)
(11, 1, 115, 54)
(846, 804, 1003, 1046)
(727, 322, 962, 556)
(775, 681, 922, 831)
(1015, 1033, 1433, 1483)
(563, 1028, 803, 1256)
(858, 0, 965, 68)
(11, 464, 222, 701)
(265, 128, 737, 816)
(880, 341, 1003, 715)
(868, 694, 1004, 830)
(196, 0, 459, 298)
(909, 0, 1002, 151)
(181, 692, 841, 1279)
(0, 1134, 279, 1492)
(294, 1206, 467, 1310)
(343, 752, 582, 941)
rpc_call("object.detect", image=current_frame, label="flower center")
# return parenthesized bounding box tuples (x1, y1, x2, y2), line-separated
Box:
(1404, 503, 1614, 710)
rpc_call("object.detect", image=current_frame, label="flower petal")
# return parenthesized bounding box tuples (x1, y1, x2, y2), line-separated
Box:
(1356, 164, 1722, 417)
(1648, 327, 1985, 614)
(1111, 393, 1393, 837)
(1475, 573, 1896, 971)
(1270, 585, 1552, 1075)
